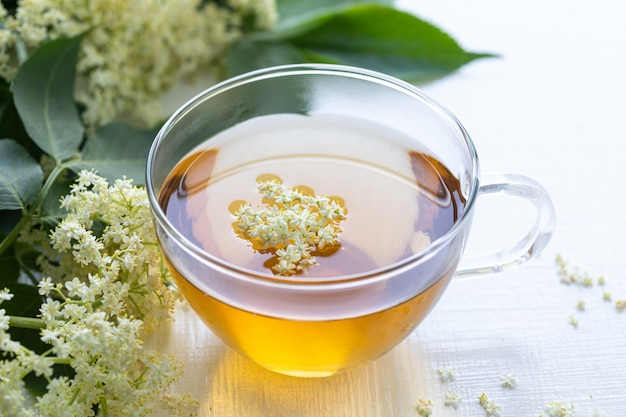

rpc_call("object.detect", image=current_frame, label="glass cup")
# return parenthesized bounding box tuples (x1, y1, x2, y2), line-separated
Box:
(146, 64, 556, 377)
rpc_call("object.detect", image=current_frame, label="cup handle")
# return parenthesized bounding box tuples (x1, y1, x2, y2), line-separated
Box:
(454, 173, 556, 277)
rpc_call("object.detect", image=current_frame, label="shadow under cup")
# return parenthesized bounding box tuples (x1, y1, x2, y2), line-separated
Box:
(146, 65, 551, 377)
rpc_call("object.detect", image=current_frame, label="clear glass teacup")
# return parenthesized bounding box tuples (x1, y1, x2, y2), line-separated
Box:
(146, 64, 555, 377)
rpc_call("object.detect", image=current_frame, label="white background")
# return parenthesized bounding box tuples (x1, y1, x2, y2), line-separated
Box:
(150, 1, 626, 415)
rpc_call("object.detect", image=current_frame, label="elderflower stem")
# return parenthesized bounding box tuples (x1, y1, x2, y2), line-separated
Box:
(7, 315, 45, 330)
(37, 164, 66, 208)
(0, 213, 32, 256)
(99, 390, 109, 417)
(0, 164, 65, 257)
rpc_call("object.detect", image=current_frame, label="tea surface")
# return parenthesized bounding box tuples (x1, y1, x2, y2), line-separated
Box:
(159, 113, 466, 278)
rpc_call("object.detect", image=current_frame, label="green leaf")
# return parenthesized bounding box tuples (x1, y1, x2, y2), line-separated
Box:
(12, 34, 85, 161)
(295, 5, 493, 81)
(0, 139, 43, 211)
(228, 39, 309, 76)
(0, 91, 43, 161)
(13, 241, 42, 278)
(0, 209, 22, 236)
(229, 4, 493, 82)
(275, 0, 391, 32)
(2, 282, 43, 324)
(65, 122, 158, 184)
(2, 285, 43, 361)
(0, 77, 9, 117)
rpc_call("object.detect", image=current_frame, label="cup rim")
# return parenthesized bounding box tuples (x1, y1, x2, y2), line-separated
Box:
(146, 63, 480, 287)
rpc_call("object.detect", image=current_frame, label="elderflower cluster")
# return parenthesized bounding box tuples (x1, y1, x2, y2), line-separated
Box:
(23, 169, 179, 334)
(1, 286, 192, 417)
(0, 0, 277, 128)
(234, 179, 347, 276)
(1, 170, 194, 416)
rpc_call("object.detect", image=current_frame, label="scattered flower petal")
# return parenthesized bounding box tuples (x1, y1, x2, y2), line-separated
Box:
(499, 373, 517, 389)
(416, 398, 433, 417)
(444, 391, 462, 409)
(478, 393, 501, 417)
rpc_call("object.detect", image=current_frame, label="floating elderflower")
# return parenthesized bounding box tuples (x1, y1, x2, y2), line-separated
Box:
(232, 176, 347, 276)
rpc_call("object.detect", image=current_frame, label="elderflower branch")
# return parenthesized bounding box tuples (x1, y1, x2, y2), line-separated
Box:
(0, 171, 191, 416)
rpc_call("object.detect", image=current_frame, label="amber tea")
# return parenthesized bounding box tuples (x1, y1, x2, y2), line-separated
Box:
(148, 65, 555, 377)
(158, 113, 466, 376)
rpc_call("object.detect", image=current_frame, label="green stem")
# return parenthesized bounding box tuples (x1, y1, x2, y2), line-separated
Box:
(8, 315, 45, 330)
(67, 387, 81, 406)
(36, 163, 66, 212)
(0, 213, 31, 256)
(99, 392, 109, 417)
(0, 163, 65, 257)
(51, 357, 72, 365)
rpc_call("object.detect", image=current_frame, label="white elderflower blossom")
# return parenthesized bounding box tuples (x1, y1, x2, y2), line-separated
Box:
(233, 177, 348, 276)
(416, 398, 433, 417)
(0, 287, 13, 301)
(568, 315, 579, 329)
(478, 393, 501, 417)
(543, 401, 574, 417)
(444, 391, 462, 409)
(591, 407, 605, 417)
(38, 170, 180, 334)
(0, 0, 278, 128)
(436, 365, 456, 382)
(499, 373, 517, 388)
(3, 171, 193, 416)
(555, 254, 597, 287)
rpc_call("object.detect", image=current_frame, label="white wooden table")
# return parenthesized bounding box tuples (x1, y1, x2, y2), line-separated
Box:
(149, 1, 626, 415)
